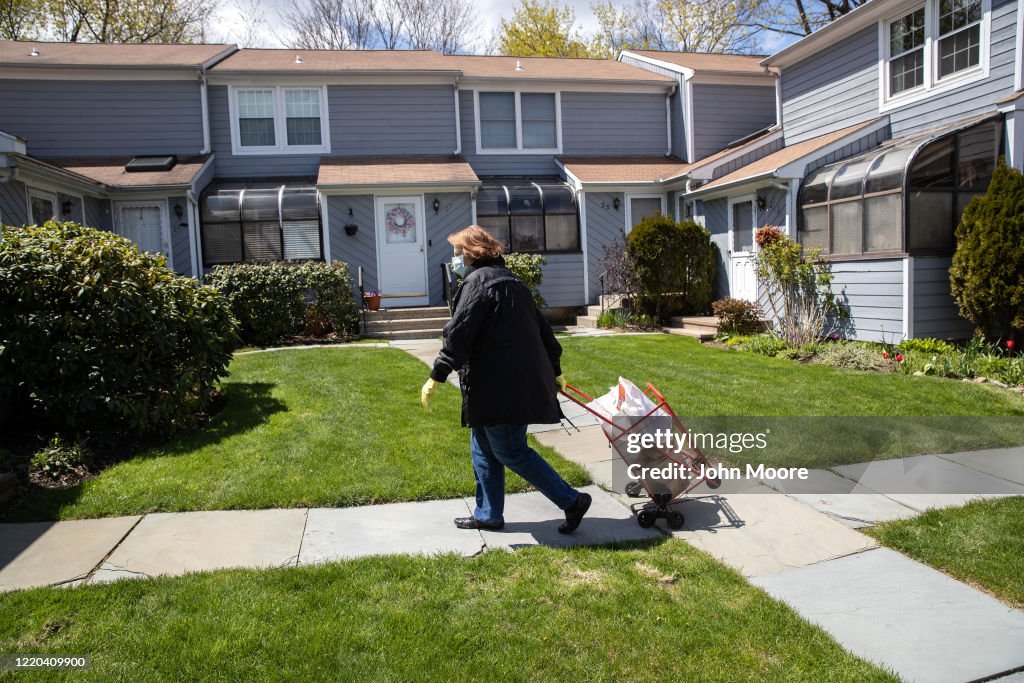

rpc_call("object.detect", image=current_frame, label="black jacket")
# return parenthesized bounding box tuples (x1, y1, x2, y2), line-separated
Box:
(430, 256, 563, 427)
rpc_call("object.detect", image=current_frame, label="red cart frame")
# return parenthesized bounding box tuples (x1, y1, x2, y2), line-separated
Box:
(560, 382, 721, 529)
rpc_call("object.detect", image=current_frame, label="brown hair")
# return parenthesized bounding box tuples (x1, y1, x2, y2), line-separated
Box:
(447, 225, 504, 261)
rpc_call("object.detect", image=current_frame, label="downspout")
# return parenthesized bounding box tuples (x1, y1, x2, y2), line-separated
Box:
(767, 65, 782, 129)
(200, 70, 211, 155)
(186, 189, 202, 279)
(665, 84, 677, 157)
(453, 77, 462, 156)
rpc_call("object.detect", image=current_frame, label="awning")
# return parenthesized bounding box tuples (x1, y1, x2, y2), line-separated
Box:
(317, 155, 478, 190)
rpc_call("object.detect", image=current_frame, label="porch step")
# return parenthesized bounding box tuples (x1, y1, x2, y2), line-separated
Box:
(663, 315, 720, 342)
(575, 315, 599, 329)
(585, 305, 603, 317)
(599, 293, 626, 309)
(662, 326, 715, 341)
(362, 328, 445, 341)
(363, 316, 450, 333)
(363, 306, 451, 321)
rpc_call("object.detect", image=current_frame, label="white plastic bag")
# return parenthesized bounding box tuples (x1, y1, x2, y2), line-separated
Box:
(586, 377, 669, 441)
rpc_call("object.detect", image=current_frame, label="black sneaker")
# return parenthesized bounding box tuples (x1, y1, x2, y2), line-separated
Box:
(558, 492, 592, 534)
(454, 517, 504, 530)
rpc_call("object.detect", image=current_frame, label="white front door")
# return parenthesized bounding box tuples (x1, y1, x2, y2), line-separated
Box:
(115, 201, 171, 265)
(728, 196, 757, 302)
(375, 196, 428, 307)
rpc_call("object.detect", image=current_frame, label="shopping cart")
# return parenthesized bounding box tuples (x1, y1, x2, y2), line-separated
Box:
(560, 382, 722, 530)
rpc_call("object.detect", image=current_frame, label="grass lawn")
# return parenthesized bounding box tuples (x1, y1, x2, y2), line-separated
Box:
(864, 497, 1024, 608)
(0, 539, 895, 682)
(560, 335, 1024, 468)
(2, 348, 588, 522)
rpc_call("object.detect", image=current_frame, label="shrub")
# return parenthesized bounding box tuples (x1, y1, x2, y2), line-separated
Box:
(712, 297, 762, 334)
(627, 215, 716, 322)
(206, 260, 359, 346)
(816, 342, 885, 371)
(596, 307, 658, 330)
(899, 338, 956, 355)
(745, 334, 789, 357)
(0, 222, 238, 437)
(30, 435, 92, 480)
(950, 161, 1024, 345)
(503, 252, 547, 308)
(597, 237, 641, 303)
(754, 233, 843, 346)
(755, 225, 784, 249)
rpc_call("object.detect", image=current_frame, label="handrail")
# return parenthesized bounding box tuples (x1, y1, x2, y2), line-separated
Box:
(598, 270, 607, 314)
(357, 265, 367, 332)
(440, 262, 456, 314)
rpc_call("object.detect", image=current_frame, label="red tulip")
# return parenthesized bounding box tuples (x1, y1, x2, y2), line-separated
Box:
(833, 333, 840, 340)
(1009, 340, 1016, 349)
(882, 352, 889, 359)
(896, 354, 904, 362)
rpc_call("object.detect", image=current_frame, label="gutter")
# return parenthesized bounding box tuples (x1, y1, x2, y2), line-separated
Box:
(453, 76, 462, 156)
(200, 70, 211, 154)
(665, 84, 677, 156)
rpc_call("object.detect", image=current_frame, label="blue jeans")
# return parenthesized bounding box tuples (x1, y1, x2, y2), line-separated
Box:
(470, 424, 580, 523)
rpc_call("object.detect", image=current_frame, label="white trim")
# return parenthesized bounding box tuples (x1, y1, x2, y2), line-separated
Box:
(473, 89, 562, 155)
(187, 190, 201, 279)
(727, 194, 758, 256)
(1016, 0, 1024, 92)
(619, 51, 695, 79)
(320, 183, 479, 196)
(373, 194, 429, 307)
(471, 191, 478, 224)
(579, 189, 589, 303)
(25, 187, 57, 224)
(774, 76, 783, 127)
(665, 90, 672, 155)
(460, 77, 670, 94)
(0, 67, 206, 81)
(877, 0, 991, 114)
(787, 179, 800, 237)
(320, 191, 332, 262)
(623, 193, 666, 234)
(211, 73, 458, 87)
(228, 85, 331, 156)
(453, 85, 462, 155)
(200, 75, 211, 154)
(902, 255, 914, 339)
(687, 127, 785, 180)
(683, 77, 696, 162)
(113, 199, 173, 269)
(1007, 109, 1024, 170)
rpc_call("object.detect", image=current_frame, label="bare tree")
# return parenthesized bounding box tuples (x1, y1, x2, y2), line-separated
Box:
(283, 0, 376, 49)
(752, 0, 867, 37)
(0, 0, 42, 40)
(50, 0, 216, 43)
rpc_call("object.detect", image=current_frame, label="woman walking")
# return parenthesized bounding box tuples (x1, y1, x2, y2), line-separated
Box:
(421, 226, 591, 533)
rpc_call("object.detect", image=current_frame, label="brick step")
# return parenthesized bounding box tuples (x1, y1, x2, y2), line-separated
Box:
(362, 329, 445, 341)
(668, 316, 720, 334)
(363, 306, 451, 321)
(363, 316, 450, 332)
(575, 315, 599, 329)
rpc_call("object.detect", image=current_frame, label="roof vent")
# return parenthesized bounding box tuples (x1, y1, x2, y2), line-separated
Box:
(295, 54, 303, 64)
(29, 47, 39, 57)
(515, 60, 523, 71)
(125, 155, 178, 173)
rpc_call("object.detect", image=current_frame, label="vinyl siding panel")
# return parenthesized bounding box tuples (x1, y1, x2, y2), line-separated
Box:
(168, 194, 192, 277)
(804, 127, 891, 174)
(538, 252, 585, 307)
(698, 197, 731, 298)
(618, 55, 687, 159)
(711, 137, 785, 178)
(0, 179, 27, 225)
(425, 192, 473, 307)
(912, 256, 974, 338)
(0, 79, 205, 157)
(561, 91, 667, 155)
(328, 195, 377, 299)
(691, 84, 777, 159)
(831, 259, 905, 343)
(781, 25, 880, 144)
(584, 191, 625, 304)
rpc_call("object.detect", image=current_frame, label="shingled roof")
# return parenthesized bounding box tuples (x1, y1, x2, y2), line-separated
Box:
(0, 40, 234, 68)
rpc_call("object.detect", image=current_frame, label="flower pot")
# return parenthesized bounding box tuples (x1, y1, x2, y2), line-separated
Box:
(363, 294, 381, 311)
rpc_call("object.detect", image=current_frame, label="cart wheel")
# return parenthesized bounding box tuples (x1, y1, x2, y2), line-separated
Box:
(637, 510, 657, 528)
(625, 481, 644, 497)
(667, 510, 685, 530)
(707, 477, 722, 490)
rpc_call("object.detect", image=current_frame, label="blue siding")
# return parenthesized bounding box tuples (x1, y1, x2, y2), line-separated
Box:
(712, 136, 785, 178)
(168, 194, 192, 277)
(913, 256, 974, 339)
(584, 191, 625, 304)
(691, 84, 777, 159)
(561, 91, 667, 155)
(831, 259, 905, 343)
(780, 25, 880, 144)
(425, 192, 473, 306)
(459, 90, 562, 177)
(0, 79, 205, 157)
(328, 195, 376, 296)
(698, 197, 731, 298)
(0, 178, 27, 225)
(538, 252, 585, 307)
(618, 54, 687, 159)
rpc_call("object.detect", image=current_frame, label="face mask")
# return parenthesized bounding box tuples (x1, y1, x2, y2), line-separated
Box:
(451, 255, 467, 277)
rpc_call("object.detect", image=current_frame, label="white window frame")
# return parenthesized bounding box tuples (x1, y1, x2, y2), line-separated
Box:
(878, 0, 991, 112)
(473, 90, 562, 155)
(228, 85, 331, 156)
(26, 187, 57, 225)
(113, 199, 173, 270)
(727, 194, 758, 257)
(623, 193, 666, 235)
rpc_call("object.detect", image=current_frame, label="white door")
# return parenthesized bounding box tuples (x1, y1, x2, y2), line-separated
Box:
(729, 196, 757, 302)
(375, 196, 428, 307)
(115, 201, 171, 264)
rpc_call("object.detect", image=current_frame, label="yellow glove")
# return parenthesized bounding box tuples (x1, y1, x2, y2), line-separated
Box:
(556, 374, 568, 392)
(421, 378, 439, 411)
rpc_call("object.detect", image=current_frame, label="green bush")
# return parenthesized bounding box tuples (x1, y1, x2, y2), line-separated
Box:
(206, 261, 359, 346)
(596, 307, 657, 330)
(503, 252, 547, 308)
(627, 215, 715, 322)
(745, 334, 789, 357)
(950, 161, 1024, 345)
(0, 222, 237, 437)
(30, 435, 91, 480)
(899, 338, 956, 355)
(816, 342, 885, 371)
(712, 297, 762, 334)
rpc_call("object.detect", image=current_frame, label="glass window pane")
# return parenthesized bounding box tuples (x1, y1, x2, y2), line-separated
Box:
(203, 190, 242, 222)
(957, 191, 984, 222)
(30, 195, 54, 225)
(938, 24, 980, 78)
(286, 118, 321, 146)
(238, 90, 276, 147)
(939, 0, 981, 35)
(831, 158, 871, 200)
(243, 221, 282, 260)
(865, 148, 913, 194)
(801, 205, 828, 252)
(830, 201, 863, 255)
(241, 189, 279, 222)
(957, 122, 998, 191)
(285, 89, 320, 118)
(481, 121, 516, 148)
(522, 121, 556, 149)
(511, 215, 544, 251)
(509, 186, 542, 214)
(732, 201, 754, 251)
(521, 93, 556, 149)
(910, 138, 955, 187)
(802, 166, 835, 205)
(545, 214, 578, 251)
(890, 49, 924, 94)
(908, 191, 954, 250)
(865, 194, 902, 252)
(283, 220, 321, 260)
(541, 185, 576, 214)
(476, 187, 508, 216)
(631, 197, 662, 228)
(239, 118, 275, 147)
(480, 92, 516, 149)
(477, 215, 510, 251)
(890, 8, 925, 54)
(203, 222, 243, 264)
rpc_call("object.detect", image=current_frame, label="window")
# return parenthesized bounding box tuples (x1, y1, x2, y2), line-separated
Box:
(475, 91, 561, 153)
(230, 86, 329, 155)
(27, 188, 55, 225)
(881, 0, 988, 106)
(625, 195, 665, 234)
(476, 182, 579, 252)
(731, 199, 755, 252)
